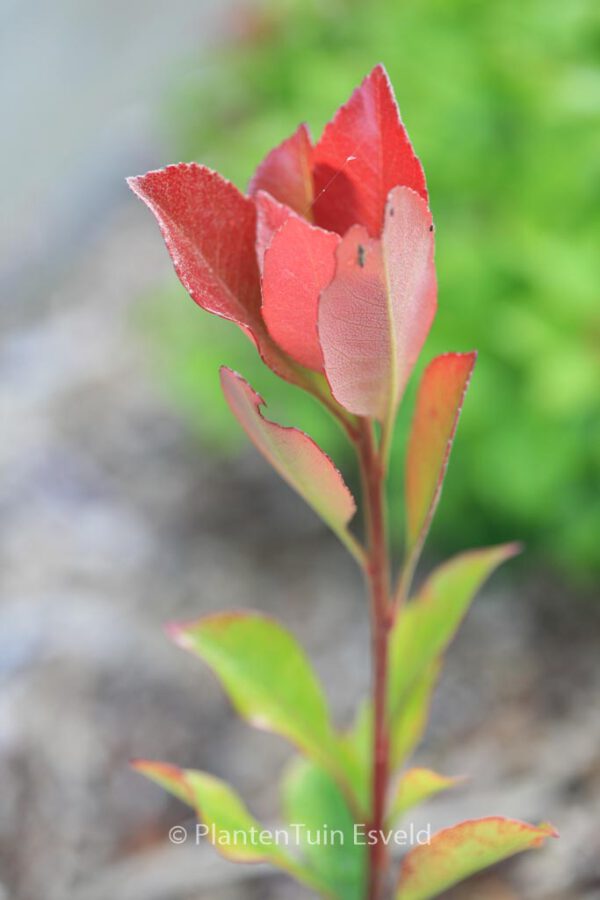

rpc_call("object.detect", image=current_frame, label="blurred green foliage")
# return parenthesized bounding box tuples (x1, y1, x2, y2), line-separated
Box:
(145, 0, 600, 578)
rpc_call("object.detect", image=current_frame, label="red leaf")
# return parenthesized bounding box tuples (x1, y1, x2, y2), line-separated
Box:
(128, 164, 261, 328)
(249, 123, 314, 219)
(405, 352, 477, 556)
(262, 216, 340, 372)
(129, 166, 314, 392)
(319, 186, 436, 420)
(220, 369, 356, 539)
(254, 189, 296, 271)
(312, 65, 427, 237)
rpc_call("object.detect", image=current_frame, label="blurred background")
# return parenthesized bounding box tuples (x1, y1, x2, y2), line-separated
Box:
(2, 1, 599, 898)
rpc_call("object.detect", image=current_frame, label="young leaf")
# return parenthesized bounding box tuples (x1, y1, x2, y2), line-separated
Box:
(319, 186, 436, 421)
(168, 611, 348, 788)
(388, 545, 519, 722)
(249, 123, 314, 220)
(404, 352, 477, 579)
(282, 758, 367, 900)
(313, 64, 427, 237)
(220, 368, 360, 559)
(133, 760, 326, 892)
(262, 215, 339, 371)
(387, 768, 463, 827)
(396, 817, 558, 900)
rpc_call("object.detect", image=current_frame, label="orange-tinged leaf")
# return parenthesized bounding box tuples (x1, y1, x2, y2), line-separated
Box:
(319, 186, 436, 420)
(388, 768, 463, 826)
(133, 760, 326, 891)
(313, 64, 427, 237)
(262, 216, 339, 371)
(405, 352, 477, 562)
(249, 123, 314, 219)
(396, 817, 558, 900)
(220, 368, 357, 549)
(131, 759, 192, 805)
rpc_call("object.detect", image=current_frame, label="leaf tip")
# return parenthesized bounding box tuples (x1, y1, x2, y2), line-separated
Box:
(501, 540, 524, 560)
(218, 364, 235, 389)
(164, 620, 194, 651)
(219, 366, 264, 407)
(538, 821, 560, 840)
(130, 757, 184, 781)
(126, 173, 145, 197)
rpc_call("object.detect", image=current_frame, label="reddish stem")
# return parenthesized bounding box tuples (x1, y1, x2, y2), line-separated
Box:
(358, 424, 393, 900)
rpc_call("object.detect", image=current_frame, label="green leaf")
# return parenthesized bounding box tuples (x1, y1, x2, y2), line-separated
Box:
(220, 368, 363, 564)
(389, 545, 519, 722)
(133, 760, 326, 892)
(338, 701, 372, 812)
(396, 817, 558, 900)
(282, 758, 366, 900)
(390, 660, 441, 768)
(387, 768, 463, 827)
(169, 611, 354, 800)
(347, 659, 441, 789)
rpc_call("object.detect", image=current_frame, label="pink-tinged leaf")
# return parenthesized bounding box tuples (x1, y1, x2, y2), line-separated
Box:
(249, 123, 314, 219)
(396, 817, 558, 900)
(220, 368, 357, 546)
(319, 186, 436, 420)
(405, 352, 477, 561)
(387, 768, 463, 826)
(262, 216, 340, 372)
(128, 164, 261, 328)
(254, 189, 296, 270)
(313, 64, 427, 237)
(133, 760, 326, 891)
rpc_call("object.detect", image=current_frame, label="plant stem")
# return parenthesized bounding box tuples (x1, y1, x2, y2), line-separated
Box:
(358, 423, 393, 900)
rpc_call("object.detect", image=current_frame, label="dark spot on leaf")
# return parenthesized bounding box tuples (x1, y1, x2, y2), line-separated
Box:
(357, 244, 366, 267)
